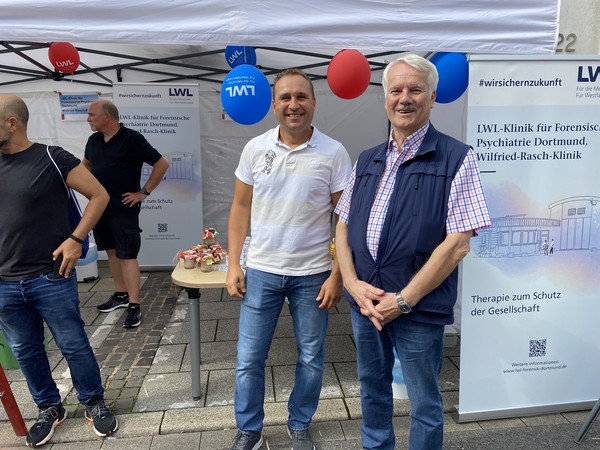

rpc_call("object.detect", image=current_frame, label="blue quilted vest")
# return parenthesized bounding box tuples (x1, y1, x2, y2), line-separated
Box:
(345, 125, 469, 324)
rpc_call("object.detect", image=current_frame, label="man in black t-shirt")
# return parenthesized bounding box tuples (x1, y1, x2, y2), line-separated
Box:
(0, 94, 118, 446)
(83, 100, 169, 328)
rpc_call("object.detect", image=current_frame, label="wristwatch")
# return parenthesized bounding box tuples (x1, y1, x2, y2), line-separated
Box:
(395, 292, 412, 314)
(141, 187, 150, 196)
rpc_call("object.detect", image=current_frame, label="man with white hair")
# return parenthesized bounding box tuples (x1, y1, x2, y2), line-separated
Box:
(335, 54, 491, 449)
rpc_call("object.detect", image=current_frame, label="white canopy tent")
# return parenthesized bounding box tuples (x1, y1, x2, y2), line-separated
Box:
(3, 1, 559, 53)
(0, 1, 560, 90)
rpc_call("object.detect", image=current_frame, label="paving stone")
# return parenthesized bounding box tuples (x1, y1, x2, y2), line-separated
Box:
(161, 405, 236, 433)
(113, 397, 136, 415)
(79, 306, 101, 326)
(51, 440, 103, 449)
(333, 361, 361, 397)
(324, 335, 358, 363)
(151, 432, 202, 450)
(199, 300, 241, 320)
(335, 300, 352, 314)
(87, 324, 114, 348)
(125, 377, 145, 388)
(439, 357, 460, 392)
(120, 387, 140, 399)
(326, 313, 353, 335)
(149, 344, 186, 374)
(444, 413, 483, 432)
(345, 398, 363, 420)
(214, 318, 239, 341)
(312, 398, 350, 423)
(478, 417, 527, 429)
(169, 304, 189, 322)
(2, 366, 25, 383)
(204, 367, 275, 407)
(273, 363, 342, 402)
(161, 320, 217, 344)
(101, 435, 154, 449)
(0, 381, 37, 421)
(273, 315, 296, 338)
(104, 389, 121, 401)
(111, 369, 130, 380)
(134, 372, 206, 412)
(181, 340, 238, 371)
(204, 368, 235, 407)
(109, 379, 127, 389)
(198, 287, 225, 303)
(199, 428, 239, 450)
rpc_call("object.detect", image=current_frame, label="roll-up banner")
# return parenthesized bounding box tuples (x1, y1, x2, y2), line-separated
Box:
(113, 83, 202, 268)
(459, 55, 600, 421)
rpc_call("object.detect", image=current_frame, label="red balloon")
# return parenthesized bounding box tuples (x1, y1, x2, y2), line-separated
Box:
(327, 49, 371, 99)
(48, 42, 80, 74)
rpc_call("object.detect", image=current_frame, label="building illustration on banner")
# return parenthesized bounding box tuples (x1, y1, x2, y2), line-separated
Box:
(473, 195, 600, 257)
(141, 153, 195, 182)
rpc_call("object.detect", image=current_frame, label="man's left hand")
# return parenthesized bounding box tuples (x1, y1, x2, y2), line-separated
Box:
(52, 239, 83, 277)
(374, 293, 403, 324)
(122, 191, 147, 207)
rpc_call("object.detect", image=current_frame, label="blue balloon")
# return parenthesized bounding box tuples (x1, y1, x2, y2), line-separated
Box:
(225, 46, 257, 68)
(430, 52, 469, 104)
(221, 64, 272, 125)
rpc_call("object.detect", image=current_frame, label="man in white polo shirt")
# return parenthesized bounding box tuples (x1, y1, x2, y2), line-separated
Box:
(226, 68, 352, 450)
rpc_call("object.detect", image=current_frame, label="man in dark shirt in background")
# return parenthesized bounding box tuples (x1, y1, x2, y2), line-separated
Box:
(83, 100, 169, 328)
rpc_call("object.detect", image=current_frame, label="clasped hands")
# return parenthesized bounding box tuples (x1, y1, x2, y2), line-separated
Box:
(346, 279, 401, 331)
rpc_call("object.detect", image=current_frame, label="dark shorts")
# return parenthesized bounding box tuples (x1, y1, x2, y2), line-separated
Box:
(93, 215, 142, 260)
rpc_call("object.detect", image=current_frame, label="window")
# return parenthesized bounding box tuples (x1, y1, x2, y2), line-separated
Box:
(512, 231, 521, 244)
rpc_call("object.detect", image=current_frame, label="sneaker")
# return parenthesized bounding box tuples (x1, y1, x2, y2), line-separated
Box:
(231, 430, 263, 450)
(26, 404, 66, 447)
(123, 304, 141, 328)
(288, 426, 315, 450)
(84, 398, 118, 437)
(96, 293, 129, 312)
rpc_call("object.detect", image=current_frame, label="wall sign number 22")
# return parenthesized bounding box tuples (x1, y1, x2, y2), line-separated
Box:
(556, 33, 577, 53)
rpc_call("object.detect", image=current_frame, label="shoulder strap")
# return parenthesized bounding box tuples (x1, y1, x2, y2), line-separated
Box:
(46, 145, 70, 197)
(45, 145, 89, 253)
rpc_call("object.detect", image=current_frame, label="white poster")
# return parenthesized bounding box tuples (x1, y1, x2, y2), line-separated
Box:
(113, 83, 202, 268)
(58, 92, 99, 121)
(459, 56, 600, 421)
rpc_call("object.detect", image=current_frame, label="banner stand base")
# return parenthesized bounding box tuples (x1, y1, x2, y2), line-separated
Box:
(456, 400, 598, 423)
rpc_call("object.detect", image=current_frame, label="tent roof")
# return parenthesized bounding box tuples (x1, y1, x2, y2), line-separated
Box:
(0, 0, 560, 89)
(2, 1, 559, 53)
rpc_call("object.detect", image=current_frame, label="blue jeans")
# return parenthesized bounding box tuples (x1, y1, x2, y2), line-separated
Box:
(235, 268, 330, 433)
(0, 271, 103, 406)
(351, 309, 445, 450)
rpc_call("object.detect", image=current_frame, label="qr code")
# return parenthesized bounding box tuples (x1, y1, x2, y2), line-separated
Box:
(158, 223, 168, 233)
(529, 339, 547, 357)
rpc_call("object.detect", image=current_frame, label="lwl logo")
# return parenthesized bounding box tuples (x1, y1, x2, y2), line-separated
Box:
(577, 66, 600, 82)
(225, 85, 256, 97)
(169, 88, 193, 97)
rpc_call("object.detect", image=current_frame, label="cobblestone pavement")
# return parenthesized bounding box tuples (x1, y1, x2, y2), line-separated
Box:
(77, 268, 178, 418)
